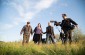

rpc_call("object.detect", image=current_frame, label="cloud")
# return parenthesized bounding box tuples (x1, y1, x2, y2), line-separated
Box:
(0, 0, 58, 42)
(35, 0, 55, 11)
(22, 12, 35, 22)
(10, 0, 57, 21)
(60, 3, 68, 7)
(7, 2, 24, 18)
(0, 23, 14, 30)
(0, 0, 57, 30)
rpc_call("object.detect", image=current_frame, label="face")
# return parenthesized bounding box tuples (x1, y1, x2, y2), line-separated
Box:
(62, 15, 66, 20)
(38, 23, 41, 27)
(48, 22, 51, 26)
(27, 24, 30, 26)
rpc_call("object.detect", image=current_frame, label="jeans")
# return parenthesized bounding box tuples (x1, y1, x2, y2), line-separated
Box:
(46, 34, 55, 44)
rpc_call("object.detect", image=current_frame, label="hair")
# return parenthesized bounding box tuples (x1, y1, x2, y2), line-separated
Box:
(27, 21, 30, 24)
(38, 23, 41, 28)
(62, 14, 67, 16)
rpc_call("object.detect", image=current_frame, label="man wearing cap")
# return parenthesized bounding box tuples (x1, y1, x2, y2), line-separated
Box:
(60, 14, 78, 44)
(20, 22, 33, 45)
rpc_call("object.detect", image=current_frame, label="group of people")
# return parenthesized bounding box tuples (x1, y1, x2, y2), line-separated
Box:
(20, 22, 55, 45)
(20, 14, 78, 45)
(33, 22, 55, 44)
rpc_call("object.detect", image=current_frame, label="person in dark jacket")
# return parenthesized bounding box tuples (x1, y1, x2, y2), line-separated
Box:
(60, 14, 78, 44)
(44, 22, 55, 44)
(33, 23, 43, 44)
(20, 22, 32, 45)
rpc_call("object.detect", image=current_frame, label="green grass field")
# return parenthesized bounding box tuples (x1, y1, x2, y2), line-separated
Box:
(0, 39, 85, 55)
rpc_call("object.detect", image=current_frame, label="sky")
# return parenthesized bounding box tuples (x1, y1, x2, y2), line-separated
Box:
(0, 0, 85, 42)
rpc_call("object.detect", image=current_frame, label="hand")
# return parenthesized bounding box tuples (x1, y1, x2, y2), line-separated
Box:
(61, 30, 64, 33)
(43, 32, 46, 34)
(53, 35, 56, 38)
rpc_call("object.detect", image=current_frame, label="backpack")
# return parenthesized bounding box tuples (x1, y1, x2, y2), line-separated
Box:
(61, 18, 75, 30)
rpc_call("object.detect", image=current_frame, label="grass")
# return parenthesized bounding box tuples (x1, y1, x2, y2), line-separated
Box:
(0, 40, 85, 55)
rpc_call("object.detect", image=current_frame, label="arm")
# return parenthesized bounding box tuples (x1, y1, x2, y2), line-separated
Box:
(34, 27, 37, 33)
(52, 27, 55, 38)
(43, 27, 47, 34)
(52, 27, 54, 36)
(69, 18, 78, 25)
(69, 18, 78, 28)
(30, 26, 33, 35)
(20, 26, 25, 35)
(20, 30, 23, 35)
(60, 20, 64, 29)
(41, 28, 43, 34)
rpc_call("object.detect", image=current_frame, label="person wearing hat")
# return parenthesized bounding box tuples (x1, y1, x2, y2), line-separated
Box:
(60, 14, 78, 44)
(20, 21, 33, 45)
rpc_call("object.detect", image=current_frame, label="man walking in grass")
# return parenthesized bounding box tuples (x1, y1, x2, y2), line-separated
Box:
(20, 21, 33, 45)
(60, 14, 78, 44)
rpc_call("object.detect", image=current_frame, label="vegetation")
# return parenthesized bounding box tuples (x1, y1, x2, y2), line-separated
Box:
(0, 39, 85, 55)
(0, 29, 85, 55)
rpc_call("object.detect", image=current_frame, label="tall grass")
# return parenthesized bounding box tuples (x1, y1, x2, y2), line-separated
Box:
(0, 29, 85, 55)
(0, 40, 85, 55)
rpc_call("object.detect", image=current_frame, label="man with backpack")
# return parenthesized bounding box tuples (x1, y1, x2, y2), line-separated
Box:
(60, 14, 78, 44)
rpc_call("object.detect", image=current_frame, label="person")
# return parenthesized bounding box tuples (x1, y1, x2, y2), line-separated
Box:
(44, 22, 55, 44)
(60, 14, 78, 44)
(20, 21, 32, 45)
(33, 23, 43, 44)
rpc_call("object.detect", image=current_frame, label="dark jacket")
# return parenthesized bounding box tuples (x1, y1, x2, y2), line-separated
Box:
(60, 18, 78, 30)
(46, 26, 54, 35)
(33, 27, 43, 42)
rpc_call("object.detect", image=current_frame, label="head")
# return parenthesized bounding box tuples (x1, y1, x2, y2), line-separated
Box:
(48, 22, 51, 26)
(37, 23, 41, 28)
(62, 14, 67, 20)
(27, 21, 30, 26)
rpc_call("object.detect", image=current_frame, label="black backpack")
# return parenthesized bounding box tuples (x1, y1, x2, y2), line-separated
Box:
(61, 18, 75, 30)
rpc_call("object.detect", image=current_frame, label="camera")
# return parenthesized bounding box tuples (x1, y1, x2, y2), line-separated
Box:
(50, 20, 61, 26)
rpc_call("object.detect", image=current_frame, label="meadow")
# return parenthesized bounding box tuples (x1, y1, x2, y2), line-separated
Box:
(0, 39, 85, 55)
(0, 29, 85, 55)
